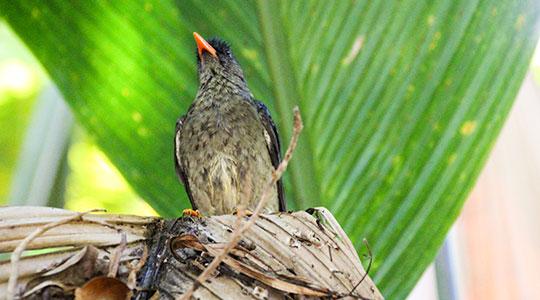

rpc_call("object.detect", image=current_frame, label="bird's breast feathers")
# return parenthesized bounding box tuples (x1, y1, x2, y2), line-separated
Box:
(208, 153, 238, 197)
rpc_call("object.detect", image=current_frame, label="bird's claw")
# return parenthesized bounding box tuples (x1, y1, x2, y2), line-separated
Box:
(233, 209, 253, 217)
(182, 209, 202, 218)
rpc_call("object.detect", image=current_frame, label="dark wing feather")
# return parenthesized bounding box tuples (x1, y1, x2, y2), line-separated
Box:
(174, 115, 197, 210)
(254, 100, 286, 211)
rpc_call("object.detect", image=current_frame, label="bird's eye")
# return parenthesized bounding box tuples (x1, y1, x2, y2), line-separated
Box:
(219, 56, 227, 65)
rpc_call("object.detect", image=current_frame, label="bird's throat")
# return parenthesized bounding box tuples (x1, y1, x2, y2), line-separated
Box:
(199, 69, 249, 98)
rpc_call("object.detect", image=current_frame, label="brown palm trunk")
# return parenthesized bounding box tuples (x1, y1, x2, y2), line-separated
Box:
(0, 207, 382, 299)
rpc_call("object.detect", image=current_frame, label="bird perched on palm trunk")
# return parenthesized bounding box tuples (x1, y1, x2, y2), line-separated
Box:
(174, 32, 285, 216)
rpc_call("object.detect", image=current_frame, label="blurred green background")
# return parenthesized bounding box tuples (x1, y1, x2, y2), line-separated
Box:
(1, 1, 539, 298)
(0, 23, 156, 215)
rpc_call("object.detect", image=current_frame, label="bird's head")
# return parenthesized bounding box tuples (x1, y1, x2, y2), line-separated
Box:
(193, 32, 246, 88)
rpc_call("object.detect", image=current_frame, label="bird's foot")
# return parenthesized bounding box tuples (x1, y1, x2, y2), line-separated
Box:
(182, 209, 202, 218)
(233, 209, 253, 217)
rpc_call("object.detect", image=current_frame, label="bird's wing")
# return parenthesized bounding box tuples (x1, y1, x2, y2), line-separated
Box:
(254, 100, 286, 211)
(174, 115, 197, 210)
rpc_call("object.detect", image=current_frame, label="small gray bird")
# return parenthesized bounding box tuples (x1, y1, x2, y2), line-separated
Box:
(174, 32, 285, 216)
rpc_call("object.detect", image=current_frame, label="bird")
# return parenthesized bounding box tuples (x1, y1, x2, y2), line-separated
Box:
(174, 32, 285, 216)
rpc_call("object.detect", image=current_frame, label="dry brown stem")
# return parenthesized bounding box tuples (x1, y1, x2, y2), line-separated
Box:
(179, 107, 303, 300)
(108, 233, 127, 278)
(127, 245, 148, 290)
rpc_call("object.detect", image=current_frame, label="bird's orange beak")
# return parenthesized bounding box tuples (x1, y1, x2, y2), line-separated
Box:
(193, 32, 217, 58)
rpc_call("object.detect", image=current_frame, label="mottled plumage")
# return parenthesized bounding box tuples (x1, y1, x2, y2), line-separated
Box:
(174, 33, 284, 215)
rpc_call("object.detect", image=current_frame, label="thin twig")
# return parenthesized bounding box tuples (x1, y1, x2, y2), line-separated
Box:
(179, 107, 303, 300)
(108, 232, 127, 277)
(349, 238, 373, 296)
(127, 245, 148, 290)
(6, 209, 105, 300)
